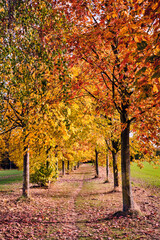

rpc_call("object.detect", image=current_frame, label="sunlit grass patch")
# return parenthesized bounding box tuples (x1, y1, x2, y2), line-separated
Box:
(0, 169, 22, 177)
(0, 175, 23, 185)
(131, 162, 160, 187)
(0, 169, 23, 191)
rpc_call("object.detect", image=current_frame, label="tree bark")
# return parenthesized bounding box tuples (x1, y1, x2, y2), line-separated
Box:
(111, 151, 119, 189)
(121, 109, 133, 212)
(22, 146, 29, 198)
(62, 160, 65, 176)
(106, 151, 109, 182)
(95, 149, 99, 178)
(77, 161, 80, 168)
(55, 160, 58, 179)
(67, 160, 70, 174)
(111, 139, 119, 189)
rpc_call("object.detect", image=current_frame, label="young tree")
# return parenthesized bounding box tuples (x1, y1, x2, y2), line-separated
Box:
(94, 113, 121, 188)
(0, 0, 70, 197)
(61, 0, 160, 212)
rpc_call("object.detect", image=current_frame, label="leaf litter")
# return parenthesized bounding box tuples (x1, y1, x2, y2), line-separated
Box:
(0, 164, 159, 239)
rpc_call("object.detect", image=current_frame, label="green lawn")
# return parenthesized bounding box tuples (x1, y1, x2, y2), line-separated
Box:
(131, 161, 160, 187)
(0, 163, 160, 190)
(0, 169, 22, 177)
(0, 169, 23, 187)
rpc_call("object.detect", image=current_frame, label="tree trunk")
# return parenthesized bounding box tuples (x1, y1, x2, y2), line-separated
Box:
(111, 151, 119, 189)
(62, 160, 65, 176)
(22, 146, 29, 198)
(55, 160, 58, 179)
(95, 149, 99, 178)
(106, 151, 109, 182)
(121, 110, 133, 212)
(77, 161, 80, 168)
(67, 160, 70, 174)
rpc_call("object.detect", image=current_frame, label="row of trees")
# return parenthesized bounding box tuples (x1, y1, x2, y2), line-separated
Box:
(0, 0, 159, 212)
(63, 0, 160, 212)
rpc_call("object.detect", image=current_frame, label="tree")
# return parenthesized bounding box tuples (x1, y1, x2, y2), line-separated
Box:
(62, 0, 160, 212)
(95, 148, 99, 178)
(0, 0, 70, 197)
(105, 141, 110, 183)
(94, 112, 121, 188)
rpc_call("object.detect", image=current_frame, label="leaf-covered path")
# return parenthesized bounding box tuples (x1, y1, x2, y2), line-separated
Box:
(0, 164, 160, 239)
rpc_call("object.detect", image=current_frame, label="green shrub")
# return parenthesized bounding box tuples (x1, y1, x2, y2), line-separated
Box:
(30, 161, 57, 187)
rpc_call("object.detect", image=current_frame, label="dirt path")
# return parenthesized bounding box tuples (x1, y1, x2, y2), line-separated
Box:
(47, 166, 85, 239)
(0, 164, 160, 240)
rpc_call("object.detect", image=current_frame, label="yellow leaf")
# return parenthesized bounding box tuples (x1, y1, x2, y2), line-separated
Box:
(120, 26, 128, 35)
(106, 15, 110, 20)
(112, 13, 117, 18)
(63, 135, 70, 141)
(134, 36, 139, 42)
(67, 108, 71, 115)
(153, 85, 158, 93)
(32, 72, 36, 79)
(0, 8, 4, 13)
(152, 3, 158, 10)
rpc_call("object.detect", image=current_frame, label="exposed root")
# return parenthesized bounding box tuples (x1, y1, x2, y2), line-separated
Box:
(104, 179, 109, 183)
(112, 208, 142, 218)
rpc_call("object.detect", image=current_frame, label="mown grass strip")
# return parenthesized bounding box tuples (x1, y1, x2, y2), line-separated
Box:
(0, 169, 22, 177)
(0, 169, 23, 186)
(0, 175, 23, 185)
(131, 162, 160, 187)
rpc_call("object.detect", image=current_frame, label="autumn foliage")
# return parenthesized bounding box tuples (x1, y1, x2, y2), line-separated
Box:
(0, 0, 159, 212)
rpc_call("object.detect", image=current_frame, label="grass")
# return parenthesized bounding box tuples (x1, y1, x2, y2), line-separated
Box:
(0, 164, 159, 240)
(0, 169, 22, 177)
(0, 169, 23, 190)
(0, 175, 23, 185)
(1, 162, 159, 189)
(131, 161, 160, 187)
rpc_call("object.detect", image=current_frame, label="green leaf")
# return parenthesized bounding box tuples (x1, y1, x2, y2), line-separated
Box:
(137, 41, 147, 51)
(145, 55, 157, 63)
(136, 67, 147, 76)
(151, 71, 160, 79)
